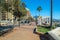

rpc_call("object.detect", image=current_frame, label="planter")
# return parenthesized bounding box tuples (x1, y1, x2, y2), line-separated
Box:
(35, 27, 50, 35)
(36, 28, 44, 35)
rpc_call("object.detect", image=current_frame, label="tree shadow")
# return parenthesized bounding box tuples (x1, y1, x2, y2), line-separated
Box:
(39, 33, 49, 40)
(33, 28, 49, 40)
(39, 33, 55, 40)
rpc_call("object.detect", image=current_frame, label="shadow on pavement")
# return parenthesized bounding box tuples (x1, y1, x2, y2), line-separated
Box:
(0, 25, 14, 36)
(39, 33, 49, 40)
(39, 33, 55, 40)
(33, 28, 49, 40)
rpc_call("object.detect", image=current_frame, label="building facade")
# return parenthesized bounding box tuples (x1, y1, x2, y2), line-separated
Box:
(37, 16, 50, 26)
(0, 0, 15, 23)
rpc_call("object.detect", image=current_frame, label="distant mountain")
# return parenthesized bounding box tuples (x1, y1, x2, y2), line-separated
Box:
(33, 16, 39, 19)
(53, 19, 60, 22)
(33, 16, 60, 22)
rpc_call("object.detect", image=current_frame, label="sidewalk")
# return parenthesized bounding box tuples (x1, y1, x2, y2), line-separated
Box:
(0, 23, 40, 40)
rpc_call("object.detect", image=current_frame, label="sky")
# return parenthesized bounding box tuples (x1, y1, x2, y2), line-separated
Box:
(21, 0, 60, 19)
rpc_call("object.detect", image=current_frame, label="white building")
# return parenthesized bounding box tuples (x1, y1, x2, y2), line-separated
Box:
(42, 16, 50, 24)
(37, 16, 50, 26)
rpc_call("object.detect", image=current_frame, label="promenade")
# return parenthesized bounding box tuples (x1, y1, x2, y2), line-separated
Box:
(0, 22, 40, 40)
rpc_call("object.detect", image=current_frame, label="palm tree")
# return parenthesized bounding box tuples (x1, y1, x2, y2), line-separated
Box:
(50, 0, 53, 28)
(36, 6, 42, 25)
(37, 6, 42, 16)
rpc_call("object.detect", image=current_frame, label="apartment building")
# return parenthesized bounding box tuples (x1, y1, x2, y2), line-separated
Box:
(0, 0, 15, 23)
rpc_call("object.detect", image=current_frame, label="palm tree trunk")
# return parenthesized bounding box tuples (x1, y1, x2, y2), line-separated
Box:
(50, 0, 53, 28)
(39, 12, 40, 16)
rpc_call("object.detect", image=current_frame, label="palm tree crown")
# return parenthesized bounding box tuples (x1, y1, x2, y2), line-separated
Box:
(37, 6, 42, 16)
(37, 6, 42, 12)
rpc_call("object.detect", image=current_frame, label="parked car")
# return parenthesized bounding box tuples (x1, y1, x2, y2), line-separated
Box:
(20, 20, 25, 24)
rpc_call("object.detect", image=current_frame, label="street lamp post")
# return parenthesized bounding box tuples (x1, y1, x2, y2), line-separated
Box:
(50, 0, 53, 28)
